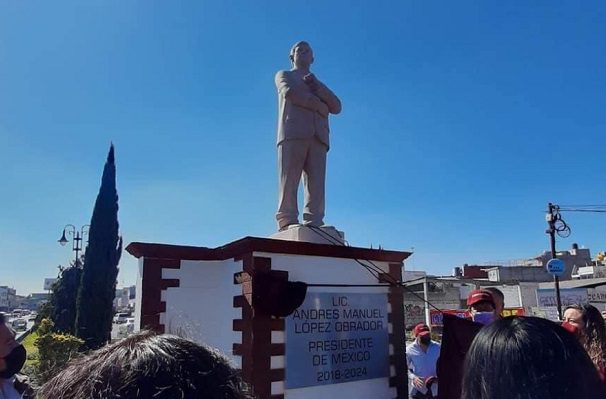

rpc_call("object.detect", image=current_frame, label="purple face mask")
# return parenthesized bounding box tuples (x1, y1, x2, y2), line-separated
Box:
(473, 311, 496, 325)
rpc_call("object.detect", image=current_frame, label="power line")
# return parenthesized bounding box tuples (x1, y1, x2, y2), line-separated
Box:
(553, 204, 606, 213)
(558, 209, 606, 213)
(558, 204, 606, 208)
(306, 225, 444, 312)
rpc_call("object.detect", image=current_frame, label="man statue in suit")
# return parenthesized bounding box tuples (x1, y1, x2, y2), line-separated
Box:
(275, 41, 341, 231)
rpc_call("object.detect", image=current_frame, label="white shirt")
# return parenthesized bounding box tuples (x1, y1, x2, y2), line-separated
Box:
(0, 377, 22, 399)
(406, 340, 441, 397)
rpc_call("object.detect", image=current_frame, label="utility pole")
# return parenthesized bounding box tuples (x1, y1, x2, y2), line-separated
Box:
(546, 203, 563, 319)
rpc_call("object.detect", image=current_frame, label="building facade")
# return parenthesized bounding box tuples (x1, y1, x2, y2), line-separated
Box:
(0, 286, 16, 312)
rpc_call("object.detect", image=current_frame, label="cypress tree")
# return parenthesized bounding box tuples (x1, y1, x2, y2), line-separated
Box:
(75, 144, 122, 349)
(49, 261, 82, 334)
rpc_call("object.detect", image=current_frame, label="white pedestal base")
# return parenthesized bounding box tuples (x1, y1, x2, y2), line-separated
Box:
(270, 225, 345, 245)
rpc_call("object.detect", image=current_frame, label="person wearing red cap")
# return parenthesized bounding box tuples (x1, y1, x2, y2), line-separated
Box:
(466, 289, 497, 325)
(435, 289, 497, 399)
(406, 323, 440, 399)
(483, 287, 504, 318)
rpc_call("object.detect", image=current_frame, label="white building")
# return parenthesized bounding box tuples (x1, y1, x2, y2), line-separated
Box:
(0, 286, 17, 311)
(114, 285, 136, 310)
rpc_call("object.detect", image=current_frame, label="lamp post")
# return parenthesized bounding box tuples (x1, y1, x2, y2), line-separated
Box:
(58, 224, 90, 266)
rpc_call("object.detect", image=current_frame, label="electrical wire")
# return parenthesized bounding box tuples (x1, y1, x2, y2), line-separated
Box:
(307, 225, 388, 278)
(558, 209, 606, 213)
(306, 225, 444, 312)
(547, 204, 606, 240)
(556, 204, 606, 213)
(558, 204, 606, 208)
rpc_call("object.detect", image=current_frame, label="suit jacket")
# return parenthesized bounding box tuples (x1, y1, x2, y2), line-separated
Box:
(275, 70, 341, 149)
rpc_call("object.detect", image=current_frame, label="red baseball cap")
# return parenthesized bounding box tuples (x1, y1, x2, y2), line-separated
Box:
(413, 323, 430, 337)
(467, 289, 495, 307)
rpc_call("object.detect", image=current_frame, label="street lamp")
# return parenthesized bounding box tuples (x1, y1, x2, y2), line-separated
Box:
(58, 224, 90, 266)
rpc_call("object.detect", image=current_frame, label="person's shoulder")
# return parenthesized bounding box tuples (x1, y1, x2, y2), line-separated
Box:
(406, 342, 418, 353)
(275, 70, 292, 79)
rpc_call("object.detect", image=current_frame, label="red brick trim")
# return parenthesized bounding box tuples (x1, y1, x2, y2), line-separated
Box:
(140, 258, 181, 333)
(233, 255, 278, 399)
(232, 343, 245, 356)
(159, 279, 180, 290)
(233, 295, 250, 308)
(271, 319, 285, 330)
(269, 344, 285, 356)
(232, 320, 246, 331)
(386, 262, 407, 399)
(269, 368, 285, 381)
(127, 236, 411, 263)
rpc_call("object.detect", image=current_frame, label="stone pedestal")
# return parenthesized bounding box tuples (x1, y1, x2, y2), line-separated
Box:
(270, 224, 345, 245)
(126, 237, 411, 399)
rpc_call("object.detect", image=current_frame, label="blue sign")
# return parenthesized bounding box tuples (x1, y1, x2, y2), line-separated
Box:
(285, 292, 389, 389)
(546, 259, 565, 277)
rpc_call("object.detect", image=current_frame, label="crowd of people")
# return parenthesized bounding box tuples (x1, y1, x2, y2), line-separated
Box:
(0, 314, 251, 399)
(4, 290, 606, 399)
(407, 287, 606, 399)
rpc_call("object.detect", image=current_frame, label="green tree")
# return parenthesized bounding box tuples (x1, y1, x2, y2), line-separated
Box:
(75, 145, 122, 349)
(49, 261, 83, 334)
(35, 301, 52, 327)
(35, 318, 83, 383)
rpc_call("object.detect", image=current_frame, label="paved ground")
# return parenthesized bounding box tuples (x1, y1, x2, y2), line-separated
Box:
(111, 321, 134, 341)
(7, 317, 35, 341)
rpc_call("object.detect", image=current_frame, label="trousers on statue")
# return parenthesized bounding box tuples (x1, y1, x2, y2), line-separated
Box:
(276, 137, 327, 230)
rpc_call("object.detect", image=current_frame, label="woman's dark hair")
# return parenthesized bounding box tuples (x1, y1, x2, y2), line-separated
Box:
(565, 303, 606, 371)
(461, 316, 604, 399)
(39, 330, 251, 399)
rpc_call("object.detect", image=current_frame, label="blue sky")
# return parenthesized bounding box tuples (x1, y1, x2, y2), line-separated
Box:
(1, 2, 605, 295)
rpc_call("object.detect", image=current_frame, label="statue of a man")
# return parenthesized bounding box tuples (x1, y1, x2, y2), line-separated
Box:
(274, 41, 342, 231)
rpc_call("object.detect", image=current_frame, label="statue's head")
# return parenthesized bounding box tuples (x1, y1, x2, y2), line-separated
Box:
(289, 41, 314, 68)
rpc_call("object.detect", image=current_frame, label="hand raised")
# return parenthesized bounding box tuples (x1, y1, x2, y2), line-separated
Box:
(303, 73, 319, 91)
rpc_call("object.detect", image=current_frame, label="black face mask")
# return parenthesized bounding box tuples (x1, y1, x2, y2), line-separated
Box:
(419, 335, 431, 345)
(0, 345, 26, 378)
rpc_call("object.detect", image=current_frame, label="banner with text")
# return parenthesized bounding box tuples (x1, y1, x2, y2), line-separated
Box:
(536, 288, 587, 307)
(285, 292, 389, 389)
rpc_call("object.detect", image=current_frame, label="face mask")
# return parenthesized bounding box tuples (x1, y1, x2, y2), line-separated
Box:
(0, 345, 25, 379)
(473, 311, 496, 326)
(419, 335, 431, 345)
(561, 321, 580, 337)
